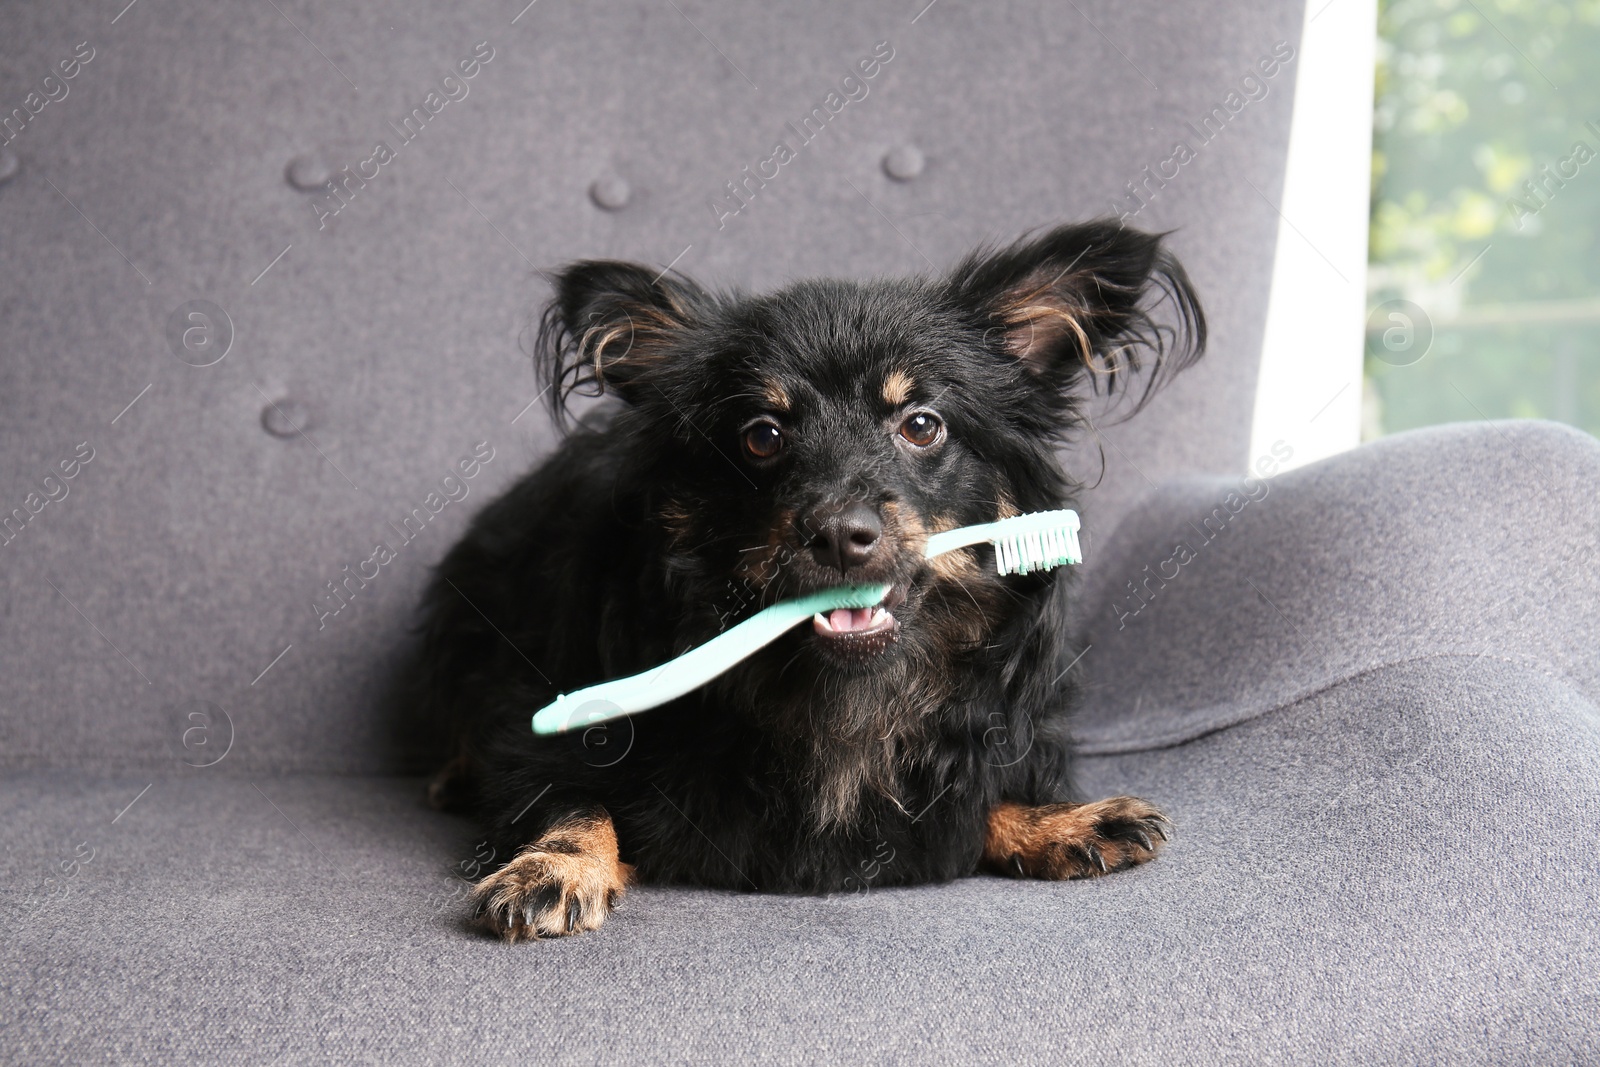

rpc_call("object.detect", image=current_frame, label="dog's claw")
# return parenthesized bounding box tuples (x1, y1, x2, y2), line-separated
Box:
(1084, 842, 1107, 873)
(1009, 853, 1025, 878)
(566, 896, 583, 933)
(1132, 829, 1154, 852)
(1149, 821, 1169, 842)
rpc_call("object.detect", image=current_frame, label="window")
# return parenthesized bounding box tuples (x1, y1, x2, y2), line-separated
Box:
(1366, 0, 1600, 440)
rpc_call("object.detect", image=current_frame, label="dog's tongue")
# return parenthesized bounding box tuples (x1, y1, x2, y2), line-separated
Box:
(828, 607, 875, 632)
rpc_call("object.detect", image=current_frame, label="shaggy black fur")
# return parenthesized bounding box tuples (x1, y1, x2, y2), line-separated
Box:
(415, 220, 1204, 922)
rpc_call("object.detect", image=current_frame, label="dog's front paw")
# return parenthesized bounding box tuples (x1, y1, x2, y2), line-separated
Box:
(984, 797, 1170, 880)
(471, 813, 632, 941)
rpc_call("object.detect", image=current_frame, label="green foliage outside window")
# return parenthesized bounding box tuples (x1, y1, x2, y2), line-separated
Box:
(1366, 0, 1600, 439)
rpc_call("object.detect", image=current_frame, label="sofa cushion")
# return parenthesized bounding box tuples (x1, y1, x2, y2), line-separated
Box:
(5, 653, 1597, 1064)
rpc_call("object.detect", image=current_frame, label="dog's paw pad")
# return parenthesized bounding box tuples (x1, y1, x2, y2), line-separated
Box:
(470, 818, 630, 941)
(988, 797, 1171, 881)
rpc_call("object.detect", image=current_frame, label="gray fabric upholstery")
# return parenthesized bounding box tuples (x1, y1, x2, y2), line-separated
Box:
(7, 0, 1599, 1062)
(7, 664, 1598, 1065)
(6, 421, 1599, 1064)
(0, 0, 1302, 772)
(1073, 418, 1600, 752)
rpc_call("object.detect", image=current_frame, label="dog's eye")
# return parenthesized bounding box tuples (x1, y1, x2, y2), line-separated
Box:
(897, 411, 944, 449)
(741, 420, 784, 460)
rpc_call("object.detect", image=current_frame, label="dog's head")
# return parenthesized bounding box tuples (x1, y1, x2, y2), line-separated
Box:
(536, 221, 1203, 748)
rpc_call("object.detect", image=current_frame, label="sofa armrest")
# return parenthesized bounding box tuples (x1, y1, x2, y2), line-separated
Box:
(1071, 420, 1600, 753)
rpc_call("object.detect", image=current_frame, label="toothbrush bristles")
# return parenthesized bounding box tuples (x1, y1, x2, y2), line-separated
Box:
(992, 523, 1082, 576)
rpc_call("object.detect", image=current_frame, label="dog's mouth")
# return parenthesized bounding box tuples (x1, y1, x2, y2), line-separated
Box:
(809, 584, 905, 659)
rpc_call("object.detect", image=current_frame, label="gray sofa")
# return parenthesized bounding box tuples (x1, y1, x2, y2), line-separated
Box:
(4, 1, 1597, 1062)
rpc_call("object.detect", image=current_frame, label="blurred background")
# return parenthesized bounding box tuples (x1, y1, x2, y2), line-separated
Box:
(1365, 0, 1600, 440)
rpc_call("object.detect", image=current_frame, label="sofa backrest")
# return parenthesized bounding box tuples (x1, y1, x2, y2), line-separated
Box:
(0, 0, 1302, 773)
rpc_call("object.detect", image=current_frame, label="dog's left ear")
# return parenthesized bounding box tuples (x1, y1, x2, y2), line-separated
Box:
(535, 259, 709, 424)
(946, 221, 1206, 409)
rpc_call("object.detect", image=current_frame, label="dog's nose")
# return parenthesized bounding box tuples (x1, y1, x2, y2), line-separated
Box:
(805, 501, 883, 575)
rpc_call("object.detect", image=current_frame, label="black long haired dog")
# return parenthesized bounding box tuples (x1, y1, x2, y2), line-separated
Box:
(417, 220, 1205, 940)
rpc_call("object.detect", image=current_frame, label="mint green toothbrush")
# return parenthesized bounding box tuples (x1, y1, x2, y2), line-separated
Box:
(531, 509, 1080, 735)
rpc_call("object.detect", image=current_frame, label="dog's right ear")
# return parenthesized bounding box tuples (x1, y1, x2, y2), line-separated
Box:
(535, 260, 709, 422)
(945, 221, 1205, 415)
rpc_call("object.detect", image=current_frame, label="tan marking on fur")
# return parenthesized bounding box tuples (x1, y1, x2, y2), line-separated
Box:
(472, 811, 633, 942)
(898, 510, 995, 647)
(579, 304, 684, 392)
(881, 500, 926, 553)
(983, 798, 1168, 880)
(659, 283, 690, 321)
(888, 499, 984, 591)
(928, 550, 984, 583)
(926, 514, 984, 583)
(881, 369, 914, 407)
(658, 500, 693, 549)
(633, 302, 682, 332)
(1005, 304, 1092, 367)
(762, 379, 791, 411)
(735, 507, 796, 589)
(579, 321, 635, 387)
(993, 270, 1108, 369)
(995, 490, 1020, 520)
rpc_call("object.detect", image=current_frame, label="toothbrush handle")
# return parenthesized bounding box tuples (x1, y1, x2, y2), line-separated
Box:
(923, 509, 1081, 559)
(923, 522, 1001, 558)
(531, 583, 889, 735)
